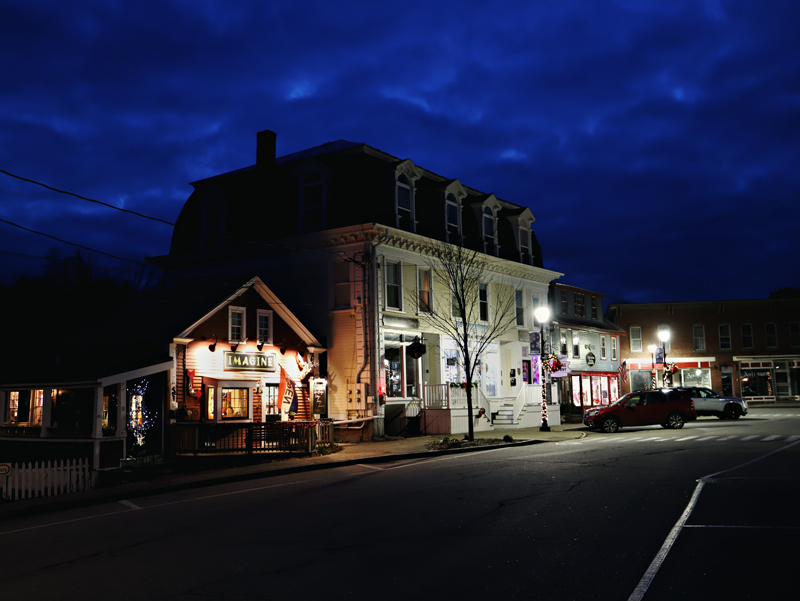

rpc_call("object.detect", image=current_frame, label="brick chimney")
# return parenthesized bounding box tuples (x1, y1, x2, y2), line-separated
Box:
(257, 129, 276, 167)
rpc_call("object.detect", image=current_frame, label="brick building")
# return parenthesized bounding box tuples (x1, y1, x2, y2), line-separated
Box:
(607, 298, 800, 403)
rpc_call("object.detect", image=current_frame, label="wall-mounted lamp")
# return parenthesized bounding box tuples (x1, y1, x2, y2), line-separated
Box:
(280, 347, 286, 355)
(208, 335, 217, 353)
(230, 343, 238, 352)
(257, 339, 264, 351)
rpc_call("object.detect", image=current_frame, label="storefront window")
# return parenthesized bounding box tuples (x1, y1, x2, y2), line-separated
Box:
(385, 347, 403, 397)
(207, 387, 215, 420)
(263, 384, 278, 415)
(610, 379, 619, 403)
(681, 368, 711, 388)
(221, 388, 248, 419)
(483, 352, 498, 397)
(571, 375, 581, 406)
(581, 375, 591, 405)
(741, 369, 773, 397)
(600, 377, 609, 404)
(7, 391, 21, 422)
(405, 346, 418, 397)
(630, 370, 651, 391)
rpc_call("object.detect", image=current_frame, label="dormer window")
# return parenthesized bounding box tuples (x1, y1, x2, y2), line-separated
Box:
(301, 173, 324, 232)
(519, 219, 531, 264)
(483, 207, 496, 255)
(229, 306, 246, 343)
(396, 174, 414, 231)
(446, 193, 459, 228)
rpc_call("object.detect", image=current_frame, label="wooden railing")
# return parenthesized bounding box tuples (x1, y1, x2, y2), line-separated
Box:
(1, 458, 95, 501)
(172, 421, 335, 455)
(421, 384, 491, 416)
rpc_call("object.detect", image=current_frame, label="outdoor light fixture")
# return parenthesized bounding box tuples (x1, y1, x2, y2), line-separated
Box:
(230, 343, 238, 352)
(257, 340, 264, 351)
(533, 306, 552, 432)
(280, 347, 286, 355)
(208, 335, 217, 353)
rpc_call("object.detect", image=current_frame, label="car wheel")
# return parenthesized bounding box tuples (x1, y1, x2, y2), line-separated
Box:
(601, 417, 620, 433)
(665, 412, 685, 429)
(723, 405, 741, 420)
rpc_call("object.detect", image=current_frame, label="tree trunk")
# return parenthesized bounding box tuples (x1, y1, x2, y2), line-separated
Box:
(465, 373, 475, 441)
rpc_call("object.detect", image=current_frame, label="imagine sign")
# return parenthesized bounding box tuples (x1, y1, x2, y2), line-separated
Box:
(224, 352, 277, 372)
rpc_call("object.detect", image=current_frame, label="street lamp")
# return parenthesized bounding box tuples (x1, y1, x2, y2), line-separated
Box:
(648, 344, 657, 389)
(658, 329, 671, 386)
(534, 306, 552, 432)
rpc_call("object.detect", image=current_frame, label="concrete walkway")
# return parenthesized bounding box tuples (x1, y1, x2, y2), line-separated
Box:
(0, 423, 587, 521)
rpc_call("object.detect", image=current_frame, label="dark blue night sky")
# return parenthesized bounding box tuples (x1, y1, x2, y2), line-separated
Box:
(1, 1, 798, 303)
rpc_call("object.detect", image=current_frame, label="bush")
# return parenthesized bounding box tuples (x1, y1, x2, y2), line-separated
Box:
(503, 434, 514, 443)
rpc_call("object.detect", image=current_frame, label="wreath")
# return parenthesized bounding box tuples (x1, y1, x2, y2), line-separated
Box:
(541, 354, 563, 373)
(664, 362, 679, 374)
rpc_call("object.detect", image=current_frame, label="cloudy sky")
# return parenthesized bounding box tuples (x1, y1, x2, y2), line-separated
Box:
(1, 0, 798, 303)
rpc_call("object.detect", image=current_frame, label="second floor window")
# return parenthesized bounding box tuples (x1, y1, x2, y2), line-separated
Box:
(479, 283, 488, 322)
(693, 325, 706, 351)
(515, 290, 524, 326)
(765, 323, 778, 348)
(418, 268, 431, 313)
(483, 207, 495, 254)
(601, 336, 607, 360)
(257, 310, 273, 346)
(719, 324, 731, 350)
(591, 296, 598, 320)
(575, 294, 586, 318)
(229, 306, 245, 343)
(386, 261, 402, 311)
(561, 289, 569, 315)
(520, 219, 531, 264)
(791, 323, 800, 347)
(446, 194, 459, 229)
(630, 326, 642, 352)
(611, 336, 618, 361)
(741, 324, 753, 348)
(333, 260, 351, 308)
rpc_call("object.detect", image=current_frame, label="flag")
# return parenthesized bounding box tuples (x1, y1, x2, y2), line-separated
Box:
(278, 365, 298, 417)
(619, 360, 628, 384)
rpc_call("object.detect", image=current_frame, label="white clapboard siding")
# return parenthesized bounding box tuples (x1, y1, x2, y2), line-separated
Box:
(0, 458, 95, 501)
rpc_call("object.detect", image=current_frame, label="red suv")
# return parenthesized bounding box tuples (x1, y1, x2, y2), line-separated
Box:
(583, 388, 697, 433)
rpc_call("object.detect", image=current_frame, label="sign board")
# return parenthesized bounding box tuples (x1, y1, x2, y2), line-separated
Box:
(224, 352, 277, 372)
(0, 463, 10, 476)
(655, 348, 665, 366)
(586, 352, 596, 367)
(311, 378, 328, 416)
(529, 331, 541, 355)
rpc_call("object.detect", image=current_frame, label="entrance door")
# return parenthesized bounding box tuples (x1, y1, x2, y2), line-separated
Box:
(774, 362, 790, 398)
(721, 366, 734, 396)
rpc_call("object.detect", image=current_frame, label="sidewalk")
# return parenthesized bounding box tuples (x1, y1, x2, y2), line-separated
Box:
(0, 423, 587, 521)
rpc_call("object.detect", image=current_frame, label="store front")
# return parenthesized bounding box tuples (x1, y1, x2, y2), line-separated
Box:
(568, 372, 620, 409)
(737, 358, 800, 402)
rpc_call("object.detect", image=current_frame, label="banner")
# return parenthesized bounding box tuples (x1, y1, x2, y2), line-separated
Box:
(278, 365, 299, 419)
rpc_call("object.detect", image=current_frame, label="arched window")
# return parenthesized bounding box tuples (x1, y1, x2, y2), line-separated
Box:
(396, 173, 413, 230)
(302, 173, 324, 232)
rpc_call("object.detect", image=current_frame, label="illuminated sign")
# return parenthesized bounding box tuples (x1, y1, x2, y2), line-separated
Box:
(224, 352, 276, 372)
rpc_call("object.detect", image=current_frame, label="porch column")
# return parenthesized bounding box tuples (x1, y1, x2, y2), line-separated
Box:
(41, 388, 53, 435)
(117, 381, 127, 459)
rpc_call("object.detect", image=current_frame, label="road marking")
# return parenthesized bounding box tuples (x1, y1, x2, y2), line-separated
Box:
(629, 438, 800, 601)
(119, 500, 141, 510)
(787, 435, 800, 442)
(684, 524, 800, 531)
(617, 437, 644, 443)
(695, 436, 718, 442)
(761, 435, 781, 441)
(355, 464, 386, 471)
(740, 435, 759, 441)
(674, 435, 698, 441)
(715, 436, 738, 441)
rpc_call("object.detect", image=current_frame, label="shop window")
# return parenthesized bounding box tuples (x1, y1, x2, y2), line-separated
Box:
(765, 323, 778, 348)
(7, 391, 21, 423)
(222, 388, 249, 419)
(718, 324, 731, 350)
(418, 268, 432, 314)
(741, 368, 773, 397)
(741, 324, 753, 349)
(333, 260, 351, 309)
(263, 384, 279, 415)
(207, 387, 215, 420)
(682, 368, 711, 388)
(693, 325, 706, 351)
(630, 326, 642, 352)
(385, 347, 403, 398)
(257, 309, 273, 347)
(515, 290, 525, 327)
(229, 306, 245, 343)
(385, 261, 402, 311)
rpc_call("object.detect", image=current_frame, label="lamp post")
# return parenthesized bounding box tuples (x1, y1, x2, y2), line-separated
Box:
(658, 329, 671, 387)
(648, 344, 657, 390)
(534, 306, 552, 432)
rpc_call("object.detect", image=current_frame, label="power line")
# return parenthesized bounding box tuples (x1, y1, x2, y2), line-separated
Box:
(0, 168, 175, 226)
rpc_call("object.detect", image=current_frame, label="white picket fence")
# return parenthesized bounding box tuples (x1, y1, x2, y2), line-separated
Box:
(1, 458, 95, 501)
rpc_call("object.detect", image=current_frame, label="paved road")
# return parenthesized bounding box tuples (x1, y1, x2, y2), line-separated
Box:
(1, 408, 797, 600)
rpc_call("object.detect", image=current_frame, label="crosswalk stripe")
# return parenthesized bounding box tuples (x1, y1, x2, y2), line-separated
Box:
(786, 435, 800, 442)
(740, 435, 759, 441)
(695, 436, 718, 441)
(618, 437, 644, 443)
(761, 435, 781, 441)
(675, 435, 699, 441)
(716, 436, 738, 441)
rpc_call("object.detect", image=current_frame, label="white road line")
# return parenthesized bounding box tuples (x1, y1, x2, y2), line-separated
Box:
(761, 435, 781, 442)
(695, 436, 718, 441)
(683, 524, 800, 531)
(740, 435, 759, 441)
(629, 439, 800, 601)
(119, 500, 141, 510)
(617, 437, 644, 443)
(715, 436, 738, 441)
(355, 463, 386, 471)
(674, 435, 699, 441)
(786, 435, 800, 442)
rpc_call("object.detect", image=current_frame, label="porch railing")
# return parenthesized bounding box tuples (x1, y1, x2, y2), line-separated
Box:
(1, 458, 95, 501)
(421, 384, 492, 415)
(172, 421, 335, 455)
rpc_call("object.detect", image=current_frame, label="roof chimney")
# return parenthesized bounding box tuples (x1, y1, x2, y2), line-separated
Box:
(257, 130, 277, 167)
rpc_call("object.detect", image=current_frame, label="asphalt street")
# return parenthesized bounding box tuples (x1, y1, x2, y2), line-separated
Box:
(0, 408, 797, 600)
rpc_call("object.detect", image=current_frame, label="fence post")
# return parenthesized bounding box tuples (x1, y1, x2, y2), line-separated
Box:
(246, 424, 253, 455)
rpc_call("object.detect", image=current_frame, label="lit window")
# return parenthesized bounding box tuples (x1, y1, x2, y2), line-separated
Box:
(418, 268, 432, 314)
(222, 388, 248, 419)
(386, 261, 402, 310)
(263, 384, 279, 415)
(693, 325, 706, 351)
(207, 387, 215, 420)
(630, 326, 642, 352)
(572, 331, 580, 358)
(719, 324, 731, 350)
(229, 306, 245, 343)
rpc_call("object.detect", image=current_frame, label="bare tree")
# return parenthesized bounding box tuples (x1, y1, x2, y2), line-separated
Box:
(419, 239, 520, 440)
